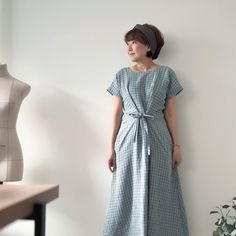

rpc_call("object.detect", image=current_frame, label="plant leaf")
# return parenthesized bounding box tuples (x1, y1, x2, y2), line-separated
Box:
(210, 211, 220, 214)
(215, 218, 224, 226)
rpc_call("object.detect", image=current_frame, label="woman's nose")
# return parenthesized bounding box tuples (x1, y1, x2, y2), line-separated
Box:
(128, 45, 133, 51)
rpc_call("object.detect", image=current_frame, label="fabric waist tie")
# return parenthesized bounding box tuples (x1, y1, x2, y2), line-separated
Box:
(123, 110, 157, 157)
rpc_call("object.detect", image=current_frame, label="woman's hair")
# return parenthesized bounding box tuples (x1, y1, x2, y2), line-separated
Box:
(124, 23, 165, 60)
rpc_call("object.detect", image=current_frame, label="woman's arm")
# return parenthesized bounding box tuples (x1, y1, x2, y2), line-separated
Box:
(109, 96, 123, 151)
(164, 96, 181, 147)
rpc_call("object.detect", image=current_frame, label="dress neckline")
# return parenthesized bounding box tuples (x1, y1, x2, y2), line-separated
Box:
(127, 65, 163, 73)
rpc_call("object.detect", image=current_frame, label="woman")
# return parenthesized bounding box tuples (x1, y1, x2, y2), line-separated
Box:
(103, 23, 189, 236)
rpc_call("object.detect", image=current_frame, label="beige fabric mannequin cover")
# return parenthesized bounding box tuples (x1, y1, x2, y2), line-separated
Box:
(0, 64, 31, 182)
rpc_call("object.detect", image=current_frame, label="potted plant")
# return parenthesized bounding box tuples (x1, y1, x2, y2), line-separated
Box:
(210, 197, 236, 236)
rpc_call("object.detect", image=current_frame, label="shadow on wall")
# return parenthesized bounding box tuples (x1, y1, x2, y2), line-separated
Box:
(17, 86, 104, 235)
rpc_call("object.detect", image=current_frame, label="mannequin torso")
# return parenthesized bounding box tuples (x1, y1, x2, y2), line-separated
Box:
(0, 64, 31, 182)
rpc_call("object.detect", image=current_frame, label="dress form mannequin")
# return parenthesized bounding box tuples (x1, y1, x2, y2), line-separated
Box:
(0, 64, 31, 183)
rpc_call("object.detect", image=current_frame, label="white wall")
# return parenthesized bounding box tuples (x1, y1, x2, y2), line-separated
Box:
(0, 0, 3, 58)
(1, 0, 236, 235)
(0, 0, 10, 62)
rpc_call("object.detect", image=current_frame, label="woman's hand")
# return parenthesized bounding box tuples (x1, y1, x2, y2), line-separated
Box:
(107, 149, 117, 173)
(172, 146, 182, 168)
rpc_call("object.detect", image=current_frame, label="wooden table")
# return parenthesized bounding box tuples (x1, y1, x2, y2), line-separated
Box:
(0, 183, 59, 236)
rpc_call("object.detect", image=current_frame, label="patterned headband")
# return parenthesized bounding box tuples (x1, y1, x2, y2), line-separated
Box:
(133, 24, 157, 55)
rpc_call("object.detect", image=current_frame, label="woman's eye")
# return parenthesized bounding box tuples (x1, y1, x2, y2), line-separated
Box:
(126, 40, 136, 46)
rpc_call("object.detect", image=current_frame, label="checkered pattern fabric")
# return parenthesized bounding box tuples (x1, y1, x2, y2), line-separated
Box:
(103, 65, 189, 236)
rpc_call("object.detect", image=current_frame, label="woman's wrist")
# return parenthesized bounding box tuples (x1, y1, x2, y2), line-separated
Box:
(173, 144, 181, 148)
(109, 146, 115, 153)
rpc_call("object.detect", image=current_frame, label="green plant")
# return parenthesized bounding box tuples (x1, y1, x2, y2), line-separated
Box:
(210, 197, 236, 236)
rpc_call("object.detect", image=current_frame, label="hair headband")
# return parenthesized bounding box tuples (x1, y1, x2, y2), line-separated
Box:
(133, 24, 157, 55)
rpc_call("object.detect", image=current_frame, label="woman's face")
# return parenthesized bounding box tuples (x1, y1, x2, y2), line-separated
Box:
(126, 40, 150, 61)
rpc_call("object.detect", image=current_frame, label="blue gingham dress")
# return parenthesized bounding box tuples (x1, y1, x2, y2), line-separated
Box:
(103, 65, 189, 236)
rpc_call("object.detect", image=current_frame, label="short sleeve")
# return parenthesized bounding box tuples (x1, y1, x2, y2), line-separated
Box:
(165, 68, 183, 101)
(106, 72, 123, 101)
